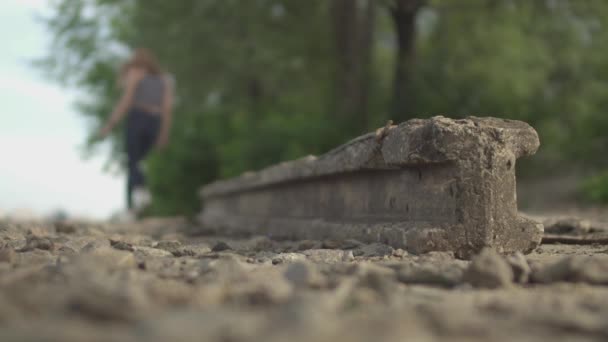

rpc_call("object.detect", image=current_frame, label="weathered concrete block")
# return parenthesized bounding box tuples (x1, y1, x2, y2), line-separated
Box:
(199, 116, 543, 258)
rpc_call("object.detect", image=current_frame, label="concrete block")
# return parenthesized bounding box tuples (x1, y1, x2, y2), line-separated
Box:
(199, 116, 543, 258)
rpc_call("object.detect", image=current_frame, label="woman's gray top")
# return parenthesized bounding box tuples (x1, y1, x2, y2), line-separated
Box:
(132, 74, 165, 109)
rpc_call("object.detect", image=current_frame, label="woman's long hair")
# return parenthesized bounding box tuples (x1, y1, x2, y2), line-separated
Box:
(118, 48, 162, 87)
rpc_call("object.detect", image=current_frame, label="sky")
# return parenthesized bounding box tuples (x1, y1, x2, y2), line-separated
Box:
(0, 0, 123, 219)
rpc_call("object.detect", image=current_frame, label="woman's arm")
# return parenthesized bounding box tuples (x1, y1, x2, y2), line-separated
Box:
(99, 68, 143, 137)
(156, 74, 174, 149)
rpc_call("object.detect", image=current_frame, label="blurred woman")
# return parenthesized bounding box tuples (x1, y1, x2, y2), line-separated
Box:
(99, 48, 174, 217)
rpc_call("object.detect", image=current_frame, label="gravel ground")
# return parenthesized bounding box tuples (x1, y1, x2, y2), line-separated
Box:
(1, 217, 608, 342)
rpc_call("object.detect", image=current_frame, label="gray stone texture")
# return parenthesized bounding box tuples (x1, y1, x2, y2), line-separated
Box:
(199, 116, 543, 258)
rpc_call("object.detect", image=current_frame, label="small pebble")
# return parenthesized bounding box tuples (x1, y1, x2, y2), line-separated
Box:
(211, 241, 232, 252)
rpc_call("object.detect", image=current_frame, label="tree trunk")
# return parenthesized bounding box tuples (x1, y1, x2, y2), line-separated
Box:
(330, 0, 375, 134)
(390, 0, 422, 120)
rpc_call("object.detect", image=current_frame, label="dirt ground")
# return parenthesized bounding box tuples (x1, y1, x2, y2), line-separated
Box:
(1, 216, 608, 342)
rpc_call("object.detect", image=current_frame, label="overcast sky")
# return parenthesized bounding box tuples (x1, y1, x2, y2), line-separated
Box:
(0, 0, 123, 219)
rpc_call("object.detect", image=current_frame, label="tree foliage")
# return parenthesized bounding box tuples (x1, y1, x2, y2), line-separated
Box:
(39, 0, 608, 213)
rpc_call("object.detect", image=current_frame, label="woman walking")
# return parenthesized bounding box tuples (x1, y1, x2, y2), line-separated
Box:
(99, 48, 174, 218)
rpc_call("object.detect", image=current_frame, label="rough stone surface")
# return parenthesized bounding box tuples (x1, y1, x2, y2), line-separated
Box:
(396, 262, 465, 287)
(154, 240, 182, 251)
(21, 234, 55, 252)
(271, 253, 307, 265)
(55, 221, 77, 234)
(199, 116, 543, 258)
(1, 218, 608, 342)
(0, 247, 15, 263)
(353, 243, 394, 257)
(507, 252, 532, 283)
(80, 239, 112, 253)
(302, 249, 354, 263)
(463, 248, 513, 289)
(133, 246, 174, 258)
(532, 255, 608, 285)
(544, 217, 592, 235)
(283, 262, 324, 288)
(211, 241, 232, 252)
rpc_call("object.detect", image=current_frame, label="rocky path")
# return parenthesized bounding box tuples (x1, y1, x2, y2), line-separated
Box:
(1, 218, 608, 341)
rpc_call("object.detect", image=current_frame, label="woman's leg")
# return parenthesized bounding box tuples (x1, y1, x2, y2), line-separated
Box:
(126, 110, 161, 211)
(137, 114, 161, 187)
(126, 111, 146, 210)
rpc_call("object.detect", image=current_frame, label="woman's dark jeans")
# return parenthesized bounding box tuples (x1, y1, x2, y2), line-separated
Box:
(125, 108, 160, 209)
